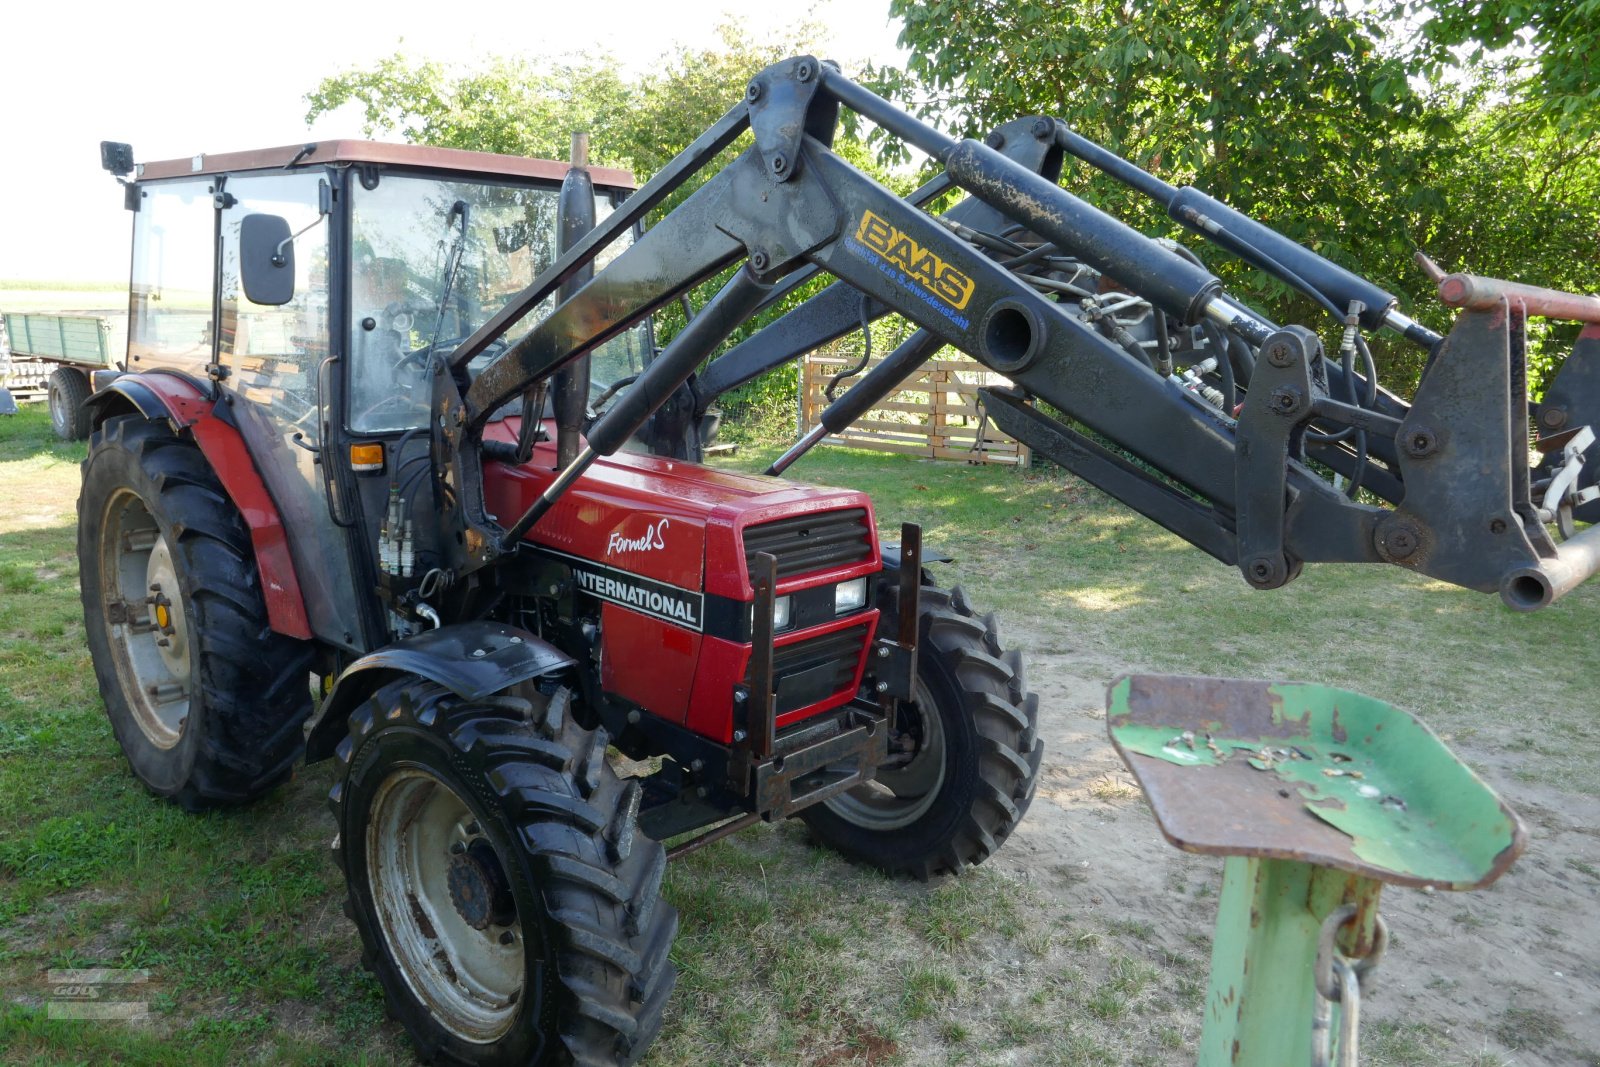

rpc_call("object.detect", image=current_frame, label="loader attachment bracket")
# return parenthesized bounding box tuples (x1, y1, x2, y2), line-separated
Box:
(1234, 327, 1326, 589)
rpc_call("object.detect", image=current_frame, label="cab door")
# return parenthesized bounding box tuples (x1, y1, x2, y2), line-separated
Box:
(216, 172, 371, 651)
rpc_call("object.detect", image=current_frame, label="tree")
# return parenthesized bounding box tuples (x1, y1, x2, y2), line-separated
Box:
(1412, 0, 1600, 136)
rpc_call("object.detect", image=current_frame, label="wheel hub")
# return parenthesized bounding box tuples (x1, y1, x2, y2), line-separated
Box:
(447, 842, 514, 931)
(822, 677, 948, 830)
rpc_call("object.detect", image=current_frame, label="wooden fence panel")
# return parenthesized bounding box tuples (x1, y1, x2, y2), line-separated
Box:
(799, 349, 1030, 466)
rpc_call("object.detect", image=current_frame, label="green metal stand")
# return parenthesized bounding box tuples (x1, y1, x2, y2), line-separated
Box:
(1106, 675, 1525, 1067)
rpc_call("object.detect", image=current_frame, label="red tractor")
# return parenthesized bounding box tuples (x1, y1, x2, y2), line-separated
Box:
(80, 57, 1600, 1065)
(79, 131, 1037, 1063)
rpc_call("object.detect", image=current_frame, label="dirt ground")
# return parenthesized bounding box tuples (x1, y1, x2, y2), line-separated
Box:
(991, 609, 1600, 1066)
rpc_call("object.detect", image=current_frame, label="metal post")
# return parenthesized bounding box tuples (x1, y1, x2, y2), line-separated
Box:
(746, 550, 778, 761)
(1199, 857, 1381, 1067)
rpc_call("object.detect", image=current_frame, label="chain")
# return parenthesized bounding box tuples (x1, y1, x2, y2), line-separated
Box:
(1311, 904, 1389, 1067)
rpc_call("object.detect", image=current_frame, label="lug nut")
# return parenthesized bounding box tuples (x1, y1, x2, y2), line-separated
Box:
(498, 931, 515, 946)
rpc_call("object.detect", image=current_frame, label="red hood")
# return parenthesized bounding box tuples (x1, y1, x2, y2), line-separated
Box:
(481, 420, 877, 599)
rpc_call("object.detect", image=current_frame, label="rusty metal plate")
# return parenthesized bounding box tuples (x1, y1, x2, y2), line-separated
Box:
(1106, 674, 1525, 891)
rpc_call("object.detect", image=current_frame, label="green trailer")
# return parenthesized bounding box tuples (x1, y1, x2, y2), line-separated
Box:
(0, 309, 127, 439)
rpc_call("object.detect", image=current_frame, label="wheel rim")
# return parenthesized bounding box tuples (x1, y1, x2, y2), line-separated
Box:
(99, 489, 192, 749)
(49, 385, 66, 433)
(823, 677, 947, 830)
(366, 768, 525, 1043)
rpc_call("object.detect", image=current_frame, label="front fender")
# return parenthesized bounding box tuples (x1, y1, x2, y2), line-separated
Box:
(304, 622, 577, 763)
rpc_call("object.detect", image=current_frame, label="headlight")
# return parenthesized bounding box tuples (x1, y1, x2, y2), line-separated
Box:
(834, 577, 867, 614)
(772, 595, 792, 630)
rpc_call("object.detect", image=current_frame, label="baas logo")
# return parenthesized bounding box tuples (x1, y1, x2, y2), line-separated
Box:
(607, 517, 670, 556)
(854, 209, 977, 311)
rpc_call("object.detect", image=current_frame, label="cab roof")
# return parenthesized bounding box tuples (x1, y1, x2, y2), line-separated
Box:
(135, 139, 636, 189)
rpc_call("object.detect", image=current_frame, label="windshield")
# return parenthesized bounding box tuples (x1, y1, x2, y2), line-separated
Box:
(347, 172, 649, 432)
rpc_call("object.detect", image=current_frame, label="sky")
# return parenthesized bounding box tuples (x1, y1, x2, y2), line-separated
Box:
(1, 0, 905, 282)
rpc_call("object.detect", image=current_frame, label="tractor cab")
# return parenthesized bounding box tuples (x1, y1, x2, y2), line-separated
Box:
(119, 141, 647, 652)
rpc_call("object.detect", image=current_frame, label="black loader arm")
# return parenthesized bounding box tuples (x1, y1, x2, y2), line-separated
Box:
(433, 56, 1600, 611)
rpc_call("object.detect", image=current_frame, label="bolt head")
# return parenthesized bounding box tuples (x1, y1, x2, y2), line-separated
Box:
(1541, 407, 1568, 430)
(875, 681, 890, 693)
(472, 648, 487, 657)
(732, 729, 748, 743)
(877, 646, 890, 659)
(1490, 518, 1508, 535)
(796, 60, 814, 82)
(746, 80, 762, 101)
(1033, 117, 1055, 140)
(1404, 429, 1438, 458)
(498, 931, 515, 946)
(465, 821, 481, 836)
(771, 153, 788, 175)
(749, 250, 770, 272)
(1266, 342, 1294, 367)
(450, 841, 466, 855)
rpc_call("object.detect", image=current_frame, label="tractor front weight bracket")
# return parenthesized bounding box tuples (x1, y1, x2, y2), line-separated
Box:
(871, 522, 922, 707)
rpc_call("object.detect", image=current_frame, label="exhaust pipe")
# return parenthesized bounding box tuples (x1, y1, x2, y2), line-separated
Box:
(553, 132, 596, 468)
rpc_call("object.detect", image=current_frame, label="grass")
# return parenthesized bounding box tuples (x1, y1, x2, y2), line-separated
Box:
(0, 405, 1594, 1064)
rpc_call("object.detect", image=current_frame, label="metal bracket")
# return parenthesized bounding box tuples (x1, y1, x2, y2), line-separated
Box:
(1234, 327, 1324, 588)
(872, 522, 921, 703)
(751, 712, 887, 817)
(745, 55, 837, 183)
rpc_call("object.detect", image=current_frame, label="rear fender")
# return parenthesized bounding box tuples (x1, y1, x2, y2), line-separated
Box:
(304, 622, 577, 763)
(84, 372, 313, 639)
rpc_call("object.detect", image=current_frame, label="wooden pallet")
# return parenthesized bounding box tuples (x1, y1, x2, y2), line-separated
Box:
(799, 350, 1030, 466)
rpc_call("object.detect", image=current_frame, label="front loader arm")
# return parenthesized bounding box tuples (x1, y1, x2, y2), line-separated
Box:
(436, 56, 1600, 611)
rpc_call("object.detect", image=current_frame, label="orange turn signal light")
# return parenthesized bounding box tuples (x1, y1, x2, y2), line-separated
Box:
(350, 443, 385, 472)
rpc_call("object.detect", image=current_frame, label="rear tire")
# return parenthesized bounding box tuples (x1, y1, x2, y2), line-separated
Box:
(801, 584, 1043, 879)
(48, 367, 91, 441)
(78, 414, 313, 809)
(331, 677, 678, 1066)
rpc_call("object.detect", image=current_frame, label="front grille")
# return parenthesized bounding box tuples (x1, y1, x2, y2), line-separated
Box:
(765, 623, 869, 715)
(743, 507, 872, 581)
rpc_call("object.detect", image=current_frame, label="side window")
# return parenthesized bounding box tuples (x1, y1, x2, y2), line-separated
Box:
(218, 174, 330, 438)
(128, 181, 214, 371)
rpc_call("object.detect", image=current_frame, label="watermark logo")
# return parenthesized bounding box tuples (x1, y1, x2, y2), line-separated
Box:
(47, 968, 150, 1021)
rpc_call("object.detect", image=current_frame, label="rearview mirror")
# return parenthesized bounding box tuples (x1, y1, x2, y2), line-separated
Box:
(240, 213, 295, 306)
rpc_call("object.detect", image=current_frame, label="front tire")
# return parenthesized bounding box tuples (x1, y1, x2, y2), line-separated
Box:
(802, 584, 1043, 879)
(331, 677, 677, 1066)
(77, 414, 313, 809)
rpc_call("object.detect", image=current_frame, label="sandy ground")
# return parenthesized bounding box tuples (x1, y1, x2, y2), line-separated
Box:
(989, 610, 1600, 1066)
